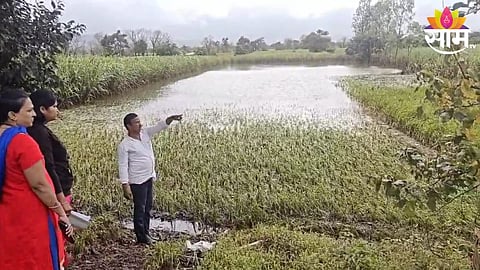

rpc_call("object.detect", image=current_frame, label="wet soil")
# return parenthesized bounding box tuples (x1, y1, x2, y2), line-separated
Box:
(69, 234, 146, 270)
(69, 215, 223, 270)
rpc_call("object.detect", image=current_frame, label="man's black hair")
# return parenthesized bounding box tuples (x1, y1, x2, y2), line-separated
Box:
(123, 113, 138, 130)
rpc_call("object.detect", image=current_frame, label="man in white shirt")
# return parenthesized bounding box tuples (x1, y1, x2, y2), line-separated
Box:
(117, 112, 182, 245)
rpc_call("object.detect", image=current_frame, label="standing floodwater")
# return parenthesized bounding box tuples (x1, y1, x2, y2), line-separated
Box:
(133, 65, 399, 129)
(61, 65, 399, 129)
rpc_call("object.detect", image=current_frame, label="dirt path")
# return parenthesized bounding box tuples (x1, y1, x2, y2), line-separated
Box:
(378, 121, 437, 157)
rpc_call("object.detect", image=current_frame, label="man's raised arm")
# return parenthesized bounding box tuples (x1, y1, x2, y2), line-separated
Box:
(145, 114, 183, 137)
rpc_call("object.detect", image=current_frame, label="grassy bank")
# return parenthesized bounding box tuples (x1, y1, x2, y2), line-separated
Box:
(340, 76, 480, 148)
(145, 225, 469, 269)
(340, 77, 458, 146)
(57, 50, 354, 106)
(57, 55, 230, 106)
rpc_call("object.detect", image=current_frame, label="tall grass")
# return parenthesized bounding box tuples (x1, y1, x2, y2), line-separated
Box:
(341, 77, 480, 147)
(341, 78, 458, 145)
(57, 55, 231, 105)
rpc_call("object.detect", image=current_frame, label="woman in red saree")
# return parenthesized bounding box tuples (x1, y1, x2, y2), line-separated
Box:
(0, 89, 73, 270)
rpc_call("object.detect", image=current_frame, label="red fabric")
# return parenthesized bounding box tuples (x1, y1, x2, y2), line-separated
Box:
(0, 134, 65, 270)
(63, 194, 73, 267)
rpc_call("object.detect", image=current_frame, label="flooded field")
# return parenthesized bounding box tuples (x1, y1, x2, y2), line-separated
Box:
(61, 65, 400, 129)
(62, 65, 473, 269)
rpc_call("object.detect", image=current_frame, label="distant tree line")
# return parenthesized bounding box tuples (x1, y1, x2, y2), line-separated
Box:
(65, 27, 343, 57)
(67, 29, 180, 56)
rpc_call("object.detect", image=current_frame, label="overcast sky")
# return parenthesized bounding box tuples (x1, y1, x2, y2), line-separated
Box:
(58, 0, 480, 45)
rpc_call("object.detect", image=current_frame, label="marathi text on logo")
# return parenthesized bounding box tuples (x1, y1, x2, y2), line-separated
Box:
(424, 28, 470, 55)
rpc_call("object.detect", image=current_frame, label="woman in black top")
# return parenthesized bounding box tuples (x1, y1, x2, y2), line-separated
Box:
(27, 89, 74, 215)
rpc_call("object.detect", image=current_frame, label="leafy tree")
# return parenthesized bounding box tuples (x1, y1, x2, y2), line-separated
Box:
(300, 29, 333, 52)
(270, 41, 285, 50)
(127, 29, 149, 56)
(371, 0, 395, 55)
(403, 21, 426, 58)
(149, 30, 164, 56)
(65, 35, 87, 55)
(391, 0, 415, 62)
(338, 37, 348, 49)
(133, 40, 148, 56)
(449, 0, 480, 16)
(235, 36, 252, 55)
(349, 0, 375, 63)
(470, 31, 480, 44)
(179, 45, 193, 54)
(376, 1, 480, 217)
(156, 40, 179, 56)
(251, 37, 268, 52)
(221, 37, 232, 53)
(349, 0, 414, 63)
(100, 30, 129, 56)
(284, 39, 294, 50)
(0, 0, 85, 92)
(352, 0, 372, 36)
(87, 32, 105, 55)
(202, 36, 220, 55)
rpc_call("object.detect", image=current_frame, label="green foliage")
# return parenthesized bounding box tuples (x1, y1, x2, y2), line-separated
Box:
(55, 111, 478, 238)
(349, 0, 416, 63)
(133, 40, 148, 56)
(451, 0, 480, 17)
(155, 40, 180, 56)
(404, 52, 480, 210)
(100, 30, 130, 56)
(235, 36, 269, 55)
(56, 55, 231, 105)
(199, 226, 469, 269)
(201, 36, 220, 55)
(144, 240, 185, 270)
(342, 79, 458, 144)
(0, 0, 84, 92)
(235, 36, 254, 55)
(343, 76, 480, 212)
(72, 213, 125, 255)
(300, 29, 334, 53)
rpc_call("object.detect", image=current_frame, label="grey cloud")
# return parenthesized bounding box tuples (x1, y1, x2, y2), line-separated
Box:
(62, 0, 176, 34)
(61, 0, 480, 46)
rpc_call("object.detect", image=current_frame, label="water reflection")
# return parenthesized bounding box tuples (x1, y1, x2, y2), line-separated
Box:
(123, 219, 213, 236)
(59, 65, 400, 130)
(136, 65, 398, 129)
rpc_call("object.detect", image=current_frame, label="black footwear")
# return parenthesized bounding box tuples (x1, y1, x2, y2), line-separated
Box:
(137, 237, 153, 245)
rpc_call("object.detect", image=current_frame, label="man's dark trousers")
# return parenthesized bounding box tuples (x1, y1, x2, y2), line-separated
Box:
(130, 178, 153, 243)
